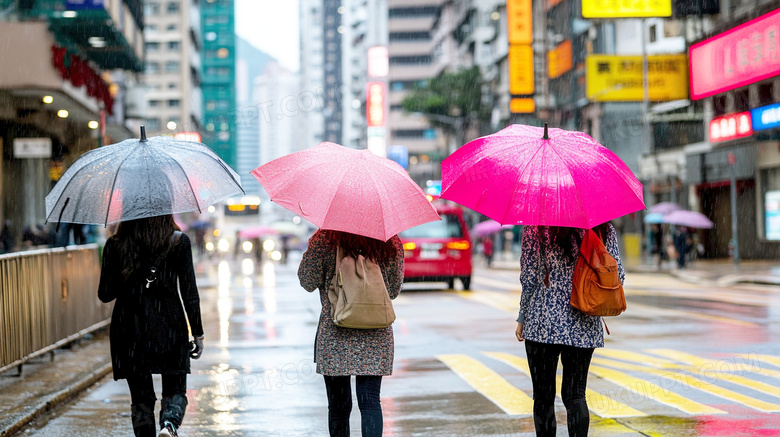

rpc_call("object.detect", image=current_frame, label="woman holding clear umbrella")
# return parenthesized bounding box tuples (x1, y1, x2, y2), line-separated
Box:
(98, 215, 204, 437)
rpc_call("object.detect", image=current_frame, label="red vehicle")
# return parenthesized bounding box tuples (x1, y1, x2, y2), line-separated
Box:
(399, 204, 472, 290)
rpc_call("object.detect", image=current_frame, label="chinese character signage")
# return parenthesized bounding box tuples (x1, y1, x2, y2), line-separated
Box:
(65, 0, 105, 10)
(709, 112, 752, 143)
(752, 103, 780, 132)
(586, 54, 688, 101)
(366, 82, 385, 127)
(548, 40, 573, 78)
(509, 45, 534, 95)
(581, 0, 671, 18)
(689, 8, 780, 100)
(507, 0, 532, 45)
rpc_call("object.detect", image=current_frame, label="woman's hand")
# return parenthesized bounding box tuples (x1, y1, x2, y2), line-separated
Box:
(515, 323, 524, 342)
(189, 336, 204, 359)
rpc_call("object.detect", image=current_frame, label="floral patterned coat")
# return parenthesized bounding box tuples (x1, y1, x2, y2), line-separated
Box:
(517, 224, 625, 349)
(298, 230, 404, 376)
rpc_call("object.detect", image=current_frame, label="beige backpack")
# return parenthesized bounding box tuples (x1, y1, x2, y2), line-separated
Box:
(328, 246, 396, 329)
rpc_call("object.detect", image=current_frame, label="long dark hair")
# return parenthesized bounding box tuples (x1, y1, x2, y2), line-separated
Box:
(113, 214, 181, 279)
(324, 230, 397, 263)
(540, 221, 612, 262)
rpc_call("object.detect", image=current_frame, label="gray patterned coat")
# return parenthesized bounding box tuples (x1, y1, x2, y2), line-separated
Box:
(517, 224, 625, 348)
(298, 230, 404, 376)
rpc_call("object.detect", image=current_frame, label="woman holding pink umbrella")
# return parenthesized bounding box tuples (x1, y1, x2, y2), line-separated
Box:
(251, 142, 440, 436)
(441, 123, 641, 436)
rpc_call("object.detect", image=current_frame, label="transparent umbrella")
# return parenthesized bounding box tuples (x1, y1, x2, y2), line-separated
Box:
(46, 127, 244, 226)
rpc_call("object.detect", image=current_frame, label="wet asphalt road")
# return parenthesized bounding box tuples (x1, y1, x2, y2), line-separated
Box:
(17, 254, 780, 436)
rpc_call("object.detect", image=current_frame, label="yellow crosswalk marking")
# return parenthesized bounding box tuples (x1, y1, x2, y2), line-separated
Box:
(588, 365, 727, 415)
(484, 352, 647, 418)
(455, 290, 518, 313)
(594, 356, 780, 413)
(736, 354, 780, 370)
(436, 354, 534, 415)
(595, 349, 680, 368)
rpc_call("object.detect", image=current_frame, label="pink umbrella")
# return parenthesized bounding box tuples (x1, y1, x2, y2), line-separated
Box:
(472, 220, 514, 238)
(648, 202, 682, 214)
(662, 210, 714, 229)
(238, 225, 279, 239)
(250, 142, 440, 241)
(441, 124, 644, 228)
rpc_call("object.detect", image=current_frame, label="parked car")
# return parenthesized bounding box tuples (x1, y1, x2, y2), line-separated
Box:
(399, 204, 472, 290)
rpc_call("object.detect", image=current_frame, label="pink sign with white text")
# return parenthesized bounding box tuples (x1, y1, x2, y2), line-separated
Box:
(689, 8, 780, 100)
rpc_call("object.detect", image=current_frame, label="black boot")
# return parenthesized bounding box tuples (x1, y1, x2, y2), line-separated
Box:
(130, 403, 156, 437)
(160, 393, 188, 436)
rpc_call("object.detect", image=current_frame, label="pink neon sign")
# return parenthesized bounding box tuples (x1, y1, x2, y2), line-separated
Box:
(709, 111, 753, 143)
(689, 8, 780, 100)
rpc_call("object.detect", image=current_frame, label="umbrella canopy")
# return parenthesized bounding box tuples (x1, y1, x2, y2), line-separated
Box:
(647, 202, 682, 214)
(643, 212, 665, 224)
(662, 210, 714, 229)
(46, 129, 244, 225)
(237, 225, 279, 239)
(251, 142, 441, 241)
(472, 220, 514, 238)
(441, 124, 645, 228)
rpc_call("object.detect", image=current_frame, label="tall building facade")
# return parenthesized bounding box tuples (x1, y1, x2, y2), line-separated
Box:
(299, 0, 325, 149)
(143, 0, 202, 136)
(387, 1, 442, 184)
(322, 0, 343, 144)
(0, 0, 144, 244)
(200, 0, 237, 169)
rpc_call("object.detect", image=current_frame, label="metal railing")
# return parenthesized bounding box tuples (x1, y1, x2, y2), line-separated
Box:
(0, 244, 111, 374)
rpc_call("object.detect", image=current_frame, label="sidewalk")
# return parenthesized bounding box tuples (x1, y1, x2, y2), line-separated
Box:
(485, 253, 780, 287)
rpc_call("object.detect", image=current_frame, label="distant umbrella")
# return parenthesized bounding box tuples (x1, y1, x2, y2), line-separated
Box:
(643, 212, 665, 224)
(472, 220, 514, 238)
(662, 210, 714, 229)
(647, 202, 682, 214)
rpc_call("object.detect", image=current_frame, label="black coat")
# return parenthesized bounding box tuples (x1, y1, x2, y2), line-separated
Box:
(98, 233, 204, 380)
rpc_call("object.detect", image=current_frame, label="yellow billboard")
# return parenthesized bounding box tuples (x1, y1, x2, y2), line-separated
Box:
(509, 45, 534, 95)
(582, 0, 672, 18)
(507, 0, 532, 45)
(548, 40, 573, 79)
(510, 98, 536, 113)
(586, 54, 688, 102)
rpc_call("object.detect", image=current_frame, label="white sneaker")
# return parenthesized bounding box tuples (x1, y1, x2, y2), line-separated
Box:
(160, 421, 178, 437)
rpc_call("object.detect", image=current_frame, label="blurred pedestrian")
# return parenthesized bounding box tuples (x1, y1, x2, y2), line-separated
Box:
(652, 224, 666, 269)
(280, 234, 291, 265)
(0, 219, 14, 253)
(482, 235, 494, 267)
(515, 222, 624, 437)
(97, 215, 204, 437)
(298, 230, 404, 437)
(673, 226, 693, 269)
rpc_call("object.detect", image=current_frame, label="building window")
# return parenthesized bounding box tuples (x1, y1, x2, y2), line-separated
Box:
(149, 100, 160, 107)
(144, 2, 160, 16)
(145, 42, 160, 52)
(388, 6, 439, 18)
(168, 99, 181, 108)
(145, 62, 160, 73)
(759, 83, 774, 106)
(146, 24, 158, 32)
(168, 82, 178, 89)
(166, 24, 177, 32)
(389, 55, 432, 65)
(146, 118, 161, 131)
(389, 31, 431, 42)
(168, 41, 181, 51)
(393, 129, 426, 139)
(165, 61, 180, 73)
(648, 24, 657, 43)
(734, 89, 749, 112)
(166, 1, 179, 14)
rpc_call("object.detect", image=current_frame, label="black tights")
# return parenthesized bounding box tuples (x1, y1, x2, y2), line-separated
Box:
(525, 340, 594, 437)
(126, 374, 187, 436)
(323, 375, 383, 437)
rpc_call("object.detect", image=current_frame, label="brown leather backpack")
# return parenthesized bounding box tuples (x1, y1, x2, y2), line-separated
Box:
(571, 229, 626, 318)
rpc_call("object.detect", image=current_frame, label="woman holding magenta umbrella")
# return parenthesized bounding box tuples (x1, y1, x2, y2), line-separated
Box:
(252, 142, 439, 437)
(46, 127, 244, 437)
(441, 123, 643, 437)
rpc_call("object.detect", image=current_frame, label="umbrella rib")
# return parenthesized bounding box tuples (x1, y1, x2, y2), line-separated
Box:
(498, 141, 547, 225)
(168, 142, 245, 195)
(546, 139, 588, 228)
(365, 168, 388, 240)
(46, 147, 124, 222)
(156, 147, 202, 213)
(104, 146, 140, 225)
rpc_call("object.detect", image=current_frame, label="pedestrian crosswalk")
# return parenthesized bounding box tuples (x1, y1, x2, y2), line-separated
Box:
(437, 348, 780, 418)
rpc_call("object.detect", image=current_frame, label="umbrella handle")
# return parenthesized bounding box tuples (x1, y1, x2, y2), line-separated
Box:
(55, 197, 70, 233)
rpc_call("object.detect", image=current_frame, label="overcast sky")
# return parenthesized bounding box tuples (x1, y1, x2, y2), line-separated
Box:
(235, 0, 300, 71)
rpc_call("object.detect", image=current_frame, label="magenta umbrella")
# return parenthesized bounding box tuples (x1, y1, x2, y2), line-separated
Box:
(250, 142, 441, 241)
(441, 124, 645, 228)
(473, 220, 514, 238)
(662, 210, 714, 229)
